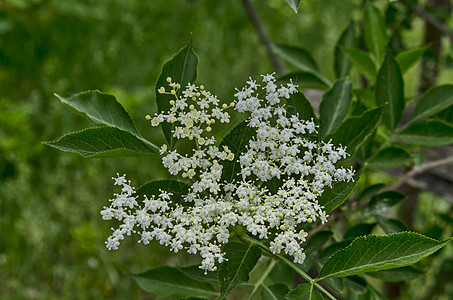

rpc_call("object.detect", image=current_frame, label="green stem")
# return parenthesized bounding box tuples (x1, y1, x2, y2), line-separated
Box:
(247, 258, 277, 300)
(239, 234, 337, 300)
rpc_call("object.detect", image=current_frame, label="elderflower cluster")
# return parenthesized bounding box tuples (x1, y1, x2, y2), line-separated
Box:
(101, 74, 355, 273)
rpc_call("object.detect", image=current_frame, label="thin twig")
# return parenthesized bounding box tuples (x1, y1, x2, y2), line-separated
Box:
(383, 155, 453, 192)
(241, 0, 286, 75)
(409, 3, 453, 44)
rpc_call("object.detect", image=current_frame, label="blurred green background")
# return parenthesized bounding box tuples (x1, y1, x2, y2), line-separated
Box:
(1, 0, 451, 299)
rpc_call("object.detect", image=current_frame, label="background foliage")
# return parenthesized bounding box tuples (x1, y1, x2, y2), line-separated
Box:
(1, 0, 452, 299)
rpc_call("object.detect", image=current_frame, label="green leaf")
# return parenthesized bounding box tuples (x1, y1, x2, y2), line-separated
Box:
(131, 266, 217, 297)
(55, 91, 139, 137)
(273, 44, 331, 86)
(219, 121, 255, 182)
(269, 261, 294, 285)
(319, 78, 352, 138)
(318, 166, 362, 213)
(156, 40, 198, 148)
(44, 126, 158, 158)
(369, 191, 406, 208)
(368, 146, 412, 170)
(363, 4, 388, 62)
(286, 283, 323, 300)
(278, 72, 329, 90)
(356, 183, 385, 204)
(354, 88, 376, 109)
(325, 106, 383, 156)
(218, 242, 262, 298)
(340, 46, 377, 81)
(135, 180, 190, 206)
(376, 216, 408, 234)
(376, 52, 405, 130)
(286, 91, 318, 123)
(306, 231, 334, 254)
(320, 240, 353, 261)
(335, 21, 356, 78)
(261, 283, 290, 300)
(284, 0, 301, 13)
(345, 276, 367, 293)
(395, 45, 429, 74)
(408, 85, 453, 125)
(317, 232, 452, 280)
(366, 266, 423, 282)
(398, 119, 453, 147)
(344, 223, 376, 240)
(179, 265, 218, 284)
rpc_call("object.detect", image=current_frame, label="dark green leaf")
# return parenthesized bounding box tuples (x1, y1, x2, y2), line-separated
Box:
(278, 72, 329, 90)
(345, 276, 367, 293)
(356, 184, 385, 204)
(180, 265, 218, 284)
(376, 52, 405, 130)
(269, 261, 294, 285)
(317, 232, 452, 280)
(340, 46, 377, 81)
(376, 216, 408, 234)
(368, 146, 411, 170)
(369, 191, 406, 208)
(319, 78, 352, 138)
(156, 40, 198, 148)
(261, 283, 290, 300)
(286, 91, 318, 123)
(136, 180, 190, 206)
(306, 231, 334, 254)
(395, 45, 429, 74)
(363, 4, 388, 62)
(344, 223, 376, 240)
(286, 283, 323, 300)
(284, 0, 301, 13)
(369, 284, 386, 300)
(218, 242, 261, 298)
(273, 44, 331, 86)
(366, 266, 423, 282)
(44, 126, 158, 158)
(335, 21, 356, 78)
(219, 121, 255, 182)
(131, 266, 217, 297)
(408, 85, 453, 125)
(320, 240, 353, 261)
(325, 106, 383, 155)
(318, 167, 362, 213)
(398, 119, 453, 147)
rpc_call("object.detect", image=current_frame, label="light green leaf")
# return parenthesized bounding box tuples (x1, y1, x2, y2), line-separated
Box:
(317, 232, 452, 280)
(354, 88, 376, 108)
(408, 85, 453, 125)
(286, 283, 323, 300)
(398, 119, 453, 147)
(278, 72, 329, 90)
(284, 0, 301, 13)
(319, 78, 352, 138)
(135, 180, 190, 206)
(363, 4, 388, 62)
(156, 40, 198, 149)
(376, 52, 405, 130)
(368, 146, 411, 170)
(261, 283, 290, 300)
(325, 106, 383, 155)
(218, 242, 262, 298)
(318, 167, 362, 213)
(273, 44, 331, 86)
(367, 266, 423, 282)
(130, 266, 217, 297)
(340, 46, 377, 81)
(335, 21, 356, 78)
(395, 45, 429, 74)
(44, 126, 158, 158)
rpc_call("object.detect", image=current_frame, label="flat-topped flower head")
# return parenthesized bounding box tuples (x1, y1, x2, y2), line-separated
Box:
(101, 75, 355, 272)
